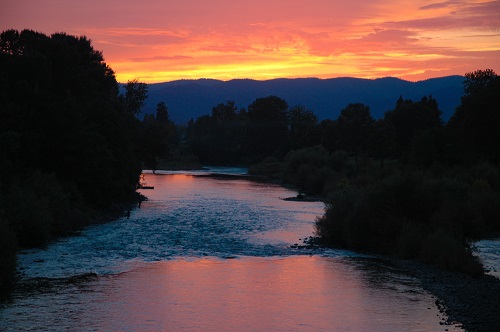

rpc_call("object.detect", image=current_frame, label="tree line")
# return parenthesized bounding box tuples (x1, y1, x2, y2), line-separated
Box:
(1, 28, 498, 294)
(0, 29, 175, 295)
(184, 69, 500, 275)
(183, 89, 455, 169)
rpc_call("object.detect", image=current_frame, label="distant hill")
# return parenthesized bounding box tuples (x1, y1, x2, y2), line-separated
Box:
(136, 76, 464, 124)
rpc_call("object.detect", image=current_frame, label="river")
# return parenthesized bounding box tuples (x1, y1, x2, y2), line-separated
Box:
(0, 167, 476, 331)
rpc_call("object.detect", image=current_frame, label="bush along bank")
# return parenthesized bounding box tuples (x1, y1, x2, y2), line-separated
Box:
(315, 162, 500, 275)
(276, 70, 500, 276)
(275, 143, 500, 275)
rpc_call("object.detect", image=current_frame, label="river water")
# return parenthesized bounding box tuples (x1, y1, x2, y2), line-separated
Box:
(0, 167, 473, 331)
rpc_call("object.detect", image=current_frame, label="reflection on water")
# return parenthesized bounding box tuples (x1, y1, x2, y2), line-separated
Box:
(2, 257, 459, 332)
(1, 171, 463, 331)
(15, 173, 328, 279)
(94, 257, 451, 332)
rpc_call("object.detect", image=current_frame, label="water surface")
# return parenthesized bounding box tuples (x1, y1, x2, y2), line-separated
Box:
(1, 168, 462, 331)
(475, 237, 500, 279)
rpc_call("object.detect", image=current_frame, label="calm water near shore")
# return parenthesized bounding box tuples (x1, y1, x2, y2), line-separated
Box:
(475, 237, 500, 279)
(0, 167, 482, 331)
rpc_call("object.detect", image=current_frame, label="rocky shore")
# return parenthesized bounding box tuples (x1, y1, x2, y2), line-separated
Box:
(392, 259, 500, 332)
(301, 232, 500, 332)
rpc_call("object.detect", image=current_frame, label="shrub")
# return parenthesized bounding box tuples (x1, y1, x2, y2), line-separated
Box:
(5, 170, 90, 247)
(315, 185, 361, 247)
(330, 150, 350, 172)
(397, 221, 426, 259)
(0, 214, 17, 297)
(7, 183, 53, 247)
(408, 129, 442, 168)
(283, 146, 336, 194)
(365, 172, 436, 226)
(248, 157, 285, 178)
(315, 168, 493, 275)
(468, 188, 500, 233)
(284, 146, 331, 175)
(472, 162, 500, 192)
(419, 228, 483, 276)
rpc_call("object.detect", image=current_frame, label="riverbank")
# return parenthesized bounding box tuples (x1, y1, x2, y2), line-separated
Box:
(0, 191, 144, 301)
(299, 232, 500, 331)
(391, 258, 500, 332)
(141, 167, 500, 331)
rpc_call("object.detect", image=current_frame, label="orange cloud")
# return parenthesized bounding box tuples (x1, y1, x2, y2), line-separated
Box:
(1, 0, 498, 82)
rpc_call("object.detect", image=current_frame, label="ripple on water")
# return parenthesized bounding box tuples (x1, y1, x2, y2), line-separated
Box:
(3, 171, 466, 331)
(475, 238, 500, 279)
(16, 172, 330, 278)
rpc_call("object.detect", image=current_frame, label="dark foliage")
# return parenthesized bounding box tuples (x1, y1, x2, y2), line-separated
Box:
(123, 79, 148, 115)
(383, 95, 442, 156)
(335, 103, 374, 155)
(315, 169, 491, 275)
(244, 96, 290, 161)
(311, 73, 500, 275)
(140, 76, 463, 124)
(0, 213, 17, 297)
(139, 102, 178, 170)
(448, 69, 500, 162)
(188, 96, 298, 164)
(0, 29, 144, 292)
(187, 101, 247, 164)
(185, 73, 499, 276)
(288, 105, 320, 149)
(2, 30, 498, 288)
(282, 146, 346, 194)
(151, 68, 500, 276)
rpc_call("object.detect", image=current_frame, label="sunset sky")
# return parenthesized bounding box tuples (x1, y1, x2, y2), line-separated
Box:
(1, 0, 499, 83)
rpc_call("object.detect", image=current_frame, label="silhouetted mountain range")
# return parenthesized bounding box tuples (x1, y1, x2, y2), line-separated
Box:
(139, 76, 464, 124)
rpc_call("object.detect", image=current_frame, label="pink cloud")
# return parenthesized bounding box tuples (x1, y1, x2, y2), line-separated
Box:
(357, 29, 419, 43)
(130, 55, 192, 62)
(1, 0, 498, 82)
(420, 0, 466, 10)
(392, 1, 500, 30)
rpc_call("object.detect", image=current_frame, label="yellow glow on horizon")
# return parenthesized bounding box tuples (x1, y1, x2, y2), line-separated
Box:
(45, 0, 497, 84)
(113, 53, 369, 83)
(1, 0, 498, 84)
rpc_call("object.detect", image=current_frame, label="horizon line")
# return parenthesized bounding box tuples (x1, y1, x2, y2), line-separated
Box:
(118, 74, 466, 85)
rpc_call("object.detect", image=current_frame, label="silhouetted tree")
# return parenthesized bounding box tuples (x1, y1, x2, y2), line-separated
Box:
(244, 96, 289, 160)
(336, 103, 374, 156)
(370, 118, 396, 169)
(408, 129, 445, 168)
(155, 101, 170, 125)
(449, 69, 500, 162)
(187, 101, 246, 164)
(212, 100, 237, 123)
(288, 105, 320, 149)
(0, 29, 152, 293)
(319, 119, 339, 153)
(138, 101, 179, 169)
(463, 69, 497, 97)
(384, 95, 442, 156)
(188, 114, 216, 162)
(0, 29, 22, 55)
(0, 28, 143, 240)
(124, 79, 148, 115)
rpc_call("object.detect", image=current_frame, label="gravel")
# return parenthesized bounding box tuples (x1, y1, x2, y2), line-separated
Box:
(392, 259, 500, 332)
